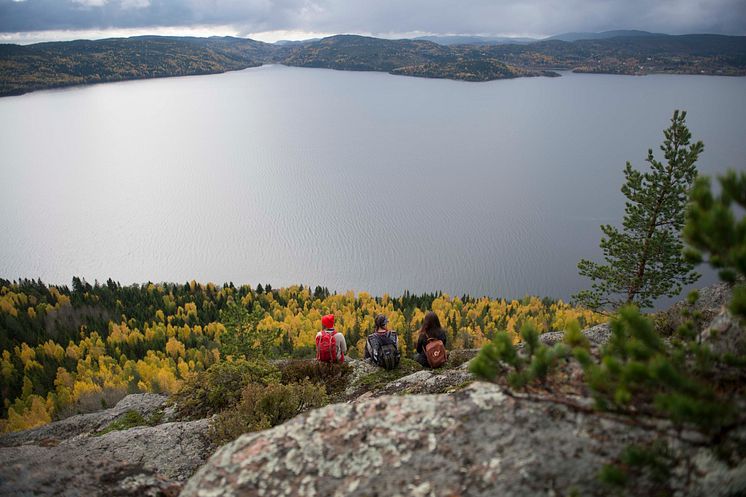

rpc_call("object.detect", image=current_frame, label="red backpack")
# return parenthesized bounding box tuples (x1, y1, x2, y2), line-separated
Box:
(316, 330, 341, 362)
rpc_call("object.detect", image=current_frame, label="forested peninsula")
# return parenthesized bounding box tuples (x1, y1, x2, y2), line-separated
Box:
(1, 32, 745, 97)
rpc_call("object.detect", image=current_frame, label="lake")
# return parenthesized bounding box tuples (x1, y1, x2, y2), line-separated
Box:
(0, 66, 744, 303)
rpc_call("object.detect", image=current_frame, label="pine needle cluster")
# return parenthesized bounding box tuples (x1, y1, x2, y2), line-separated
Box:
(469, 321, 585, 389)
(684, 170, 746, 321)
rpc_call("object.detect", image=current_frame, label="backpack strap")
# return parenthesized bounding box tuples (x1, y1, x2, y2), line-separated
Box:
(328, 330, 337, 360)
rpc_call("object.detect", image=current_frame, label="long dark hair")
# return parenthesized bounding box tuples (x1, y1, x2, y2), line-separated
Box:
(419, 311, 442, 340)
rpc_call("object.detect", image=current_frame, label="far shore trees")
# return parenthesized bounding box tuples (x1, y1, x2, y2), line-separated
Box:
(574, 110, 702, 312)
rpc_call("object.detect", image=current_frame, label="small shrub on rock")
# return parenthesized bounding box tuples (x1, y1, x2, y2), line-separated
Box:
(470, 322, 581, 388)
(94, 410, 146, 436)
(278, 359, 352, 396)
(171, 359, 280, 419)
(584, 305, 734, 430)
(210, 381, 327, 444)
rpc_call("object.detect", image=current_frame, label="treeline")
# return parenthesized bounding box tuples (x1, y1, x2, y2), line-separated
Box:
(0, 277, 603, 432)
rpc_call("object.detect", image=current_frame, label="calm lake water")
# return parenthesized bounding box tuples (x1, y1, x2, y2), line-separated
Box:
(1, 66, 744, 302)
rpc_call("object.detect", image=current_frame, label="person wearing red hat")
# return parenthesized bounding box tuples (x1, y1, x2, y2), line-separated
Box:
(316, 314, 347, 363)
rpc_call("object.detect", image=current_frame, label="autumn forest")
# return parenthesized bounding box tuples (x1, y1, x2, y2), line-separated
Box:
(0, 277, 602, 432)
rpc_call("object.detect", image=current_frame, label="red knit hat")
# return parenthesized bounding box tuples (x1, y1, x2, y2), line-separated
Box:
(321, 314, 335, 329)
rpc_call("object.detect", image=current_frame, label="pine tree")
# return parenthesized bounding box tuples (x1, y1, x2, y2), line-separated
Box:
(574, 110, 702, 312)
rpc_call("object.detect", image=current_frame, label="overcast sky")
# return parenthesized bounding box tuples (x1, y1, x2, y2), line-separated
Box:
(1, 0, 745, 44)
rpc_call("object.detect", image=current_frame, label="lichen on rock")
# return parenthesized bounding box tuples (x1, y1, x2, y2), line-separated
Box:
(181, 380, 744, 497)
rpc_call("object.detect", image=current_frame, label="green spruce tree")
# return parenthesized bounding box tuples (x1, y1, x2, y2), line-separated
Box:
(574, 110, 702, 312)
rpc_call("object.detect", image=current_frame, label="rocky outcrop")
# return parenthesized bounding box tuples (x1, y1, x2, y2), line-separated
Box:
(657, 282, 733, 334)
(0, 393, 169, 447)
(445, 348, 480, 366)
(355, 367, 475, 402)
(0, 395, 212, 497)
(542, 282, 743, 357)
(181, 381, 745, 497)
(539, 322, 611, 350)
(5, 283, 742, 497)
(701, 306, 746, 356)
(342, 359, 380, 398)
(181, 284, 746, 497)
(343, 351, 478, 401)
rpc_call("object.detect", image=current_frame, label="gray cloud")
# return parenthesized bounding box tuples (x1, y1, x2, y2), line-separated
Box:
(1, 0, 744, 36)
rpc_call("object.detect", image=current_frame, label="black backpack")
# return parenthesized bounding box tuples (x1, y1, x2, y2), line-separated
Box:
(370, 332, 400, 370)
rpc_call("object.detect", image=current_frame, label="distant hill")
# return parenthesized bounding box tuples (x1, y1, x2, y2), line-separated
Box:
(258, 32, 746, 79)
(546, 30, 662, 42)
(480, 33, 746, 74)
(0, 36, 283, 97)
(413, 35, 538, 46)
(1, 32, 744, 97)
(281, 34, 554, 80)
(281, 35, 452, 72)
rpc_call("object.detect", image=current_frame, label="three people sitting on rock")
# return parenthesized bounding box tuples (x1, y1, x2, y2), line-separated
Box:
(315, 311, 448, 369)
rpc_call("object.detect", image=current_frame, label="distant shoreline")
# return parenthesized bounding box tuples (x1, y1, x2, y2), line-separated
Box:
(1, 33, 744, 97)
(3, 64, 744, 100)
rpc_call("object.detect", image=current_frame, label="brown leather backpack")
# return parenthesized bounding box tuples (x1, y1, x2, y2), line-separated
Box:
(424, 337, 447, 368)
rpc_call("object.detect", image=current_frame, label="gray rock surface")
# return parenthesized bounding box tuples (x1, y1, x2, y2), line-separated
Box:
(667, 281, 745, 356)
(342, 359, 379, 397)
(0, 393, 168, 447)
(657, 281, 732, 334)
(539, 322, 611, 349)
(181, 382, 745, 497)
(371, 368, 475, 398)
(0, 395, 213, 497)
(344, 356, 478, 401)
(700, 306, 746, 356)
(539, 282, 744, 359)
(443, 348, 480, 366)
